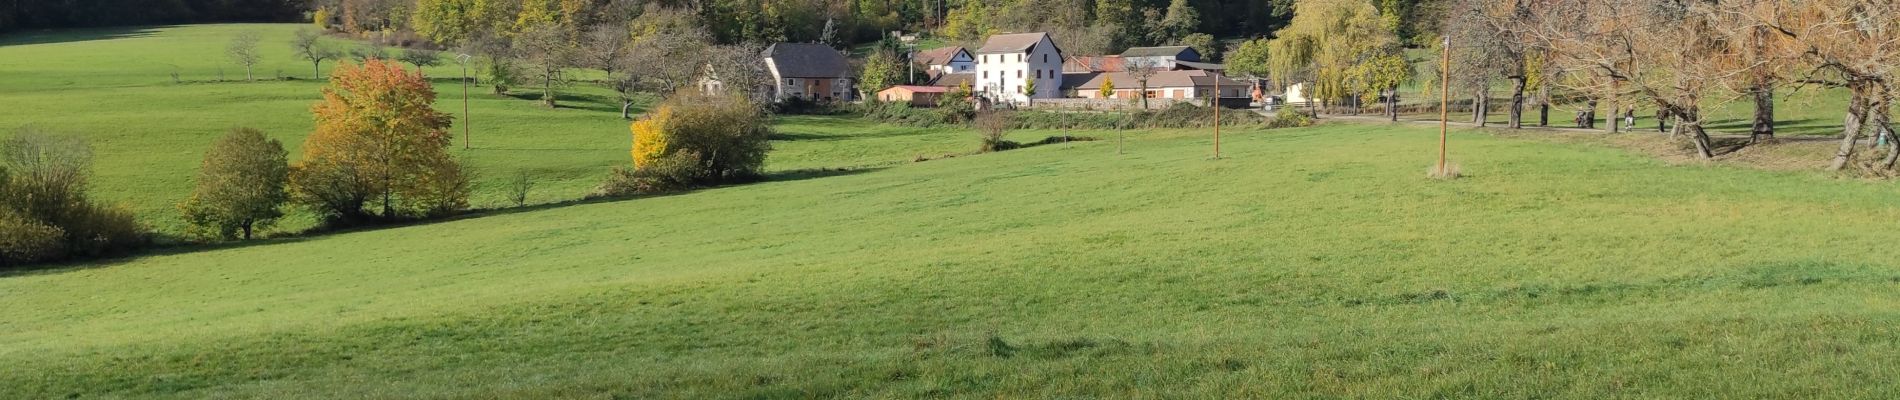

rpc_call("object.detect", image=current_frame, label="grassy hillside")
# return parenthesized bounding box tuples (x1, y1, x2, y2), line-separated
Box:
(0, 24, 1026, 235)
(6, 118, 1900, 398)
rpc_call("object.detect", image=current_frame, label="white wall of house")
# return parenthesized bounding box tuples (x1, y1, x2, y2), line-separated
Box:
(975, 36, 1064, 104)
(930, 51, 976, 74)
(1122, 55, 1179, 69)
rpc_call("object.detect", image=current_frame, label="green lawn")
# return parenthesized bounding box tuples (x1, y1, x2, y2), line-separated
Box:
(0, 24, 1028, 236)
(6, 24, 1900, 399)
(6, 119, 1900, 398)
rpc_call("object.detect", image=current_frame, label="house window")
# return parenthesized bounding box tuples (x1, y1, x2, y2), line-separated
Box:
(1016, 54, 1022, 62)
(1015, 85, 1021, 94)
(1043, 54, 1048, 63)
(1017, 70, 1022, 78)
(786, 78, 795, 85)
(983, 71, 989, 79)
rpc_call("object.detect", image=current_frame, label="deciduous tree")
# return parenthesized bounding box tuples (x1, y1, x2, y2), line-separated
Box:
(227, 31, 263, 81)
(291, 29, 340, 80)
(179, 128, 289, 240)
(290, 60, 468, 224)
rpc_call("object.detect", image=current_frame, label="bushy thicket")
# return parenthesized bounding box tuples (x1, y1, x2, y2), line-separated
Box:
(854, 100, 975, 127)
(602, 92, 773, 196)
(0, 128, 146, 267)
(0, 0, 303, 32)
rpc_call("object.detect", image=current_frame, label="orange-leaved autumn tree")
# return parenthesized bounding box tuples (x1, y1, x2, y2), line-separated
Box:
(291, 59, 469, 224)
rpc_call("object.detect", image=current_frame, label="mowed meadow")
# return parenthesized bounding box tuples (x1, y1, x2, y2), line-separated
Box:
(0, 24, 1009, 235)
(4, 24, 1900, 399)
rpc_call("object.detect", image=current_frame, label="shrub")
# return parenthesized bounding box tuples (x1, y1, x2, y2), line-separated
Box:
(597, 151, 701, 197)
(1268, 105, 1315, 128)
(179, 128, 289, 241)
(0, 128, 146, 266)
(290, 59, 468, 224)
(0, 210, 63, 266)
(506, 171, 534, 207)
(613, 92, 772, 195)
(974, 112, 1018, 152)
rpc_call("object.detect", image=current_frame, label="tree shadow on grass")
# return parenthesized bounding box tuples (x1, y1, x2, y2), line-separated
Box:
(0, 25, 166, 47)
(504, 91, 623, 114)
(0, 166, 890, 278)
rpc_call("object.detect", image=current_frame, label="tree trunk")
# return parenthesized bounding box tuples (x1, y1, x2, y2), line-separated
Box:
(621, 100, 635, 120)
(543, 76, 557, 108)
(247, 66, 254, 82)
(1538, 102, 1549, 127)
(242, 222, 254, 240)
(1878, 103, 1899, 169)
(1829, 89, 1871, 171)
(1609, 104, 1621, 133)
(1684, 121, 1715, 159)
(1657, 108, 1668, 133)
(313, 61, 323, 80)
(1387, 88, 1399, 122)
(1584, 100, 1597, 129)
(1678, 107, 1714, 159)
(1508, 78, 1526, 129)
(1751, 84, 1774, 142)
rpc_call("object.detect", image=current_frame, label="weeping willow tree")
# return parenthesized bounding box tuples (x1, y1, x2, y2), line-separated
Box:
(1265, 0, 1404, 116)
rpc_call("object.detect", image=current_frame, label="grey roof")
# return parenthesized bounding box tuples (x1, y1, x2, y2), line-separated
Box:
(764, 43, 850, 78)
(976, 32, 1053, 54)
(929, 72, 976, 88)
(1173, 60, 1225, 71)
(1120, 46, 1200, 61)
(915, 46, 970, 66)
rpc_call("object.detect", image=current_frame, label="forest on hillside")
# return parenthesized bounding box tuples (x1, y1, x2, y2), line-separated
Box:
(1, 0, 1452, 53)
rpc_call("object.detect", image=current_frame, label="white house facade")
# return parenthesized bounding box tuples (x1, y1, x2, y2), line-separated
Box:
(916, 46, 976, 74)
(973, 32, 1064, 104)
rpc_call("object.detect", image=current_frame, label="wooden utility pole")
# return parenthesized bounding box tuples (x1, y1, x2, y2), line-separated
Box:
(1214, 72, 1222, 159)
(1437, 36, 1451, 174)
(457, 53, 472, 150)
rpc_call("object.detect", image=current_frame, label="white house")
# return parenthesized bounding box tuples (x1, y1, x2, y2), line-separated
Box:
(915, 46, 975, 74)
(973, 32, 1064, 104)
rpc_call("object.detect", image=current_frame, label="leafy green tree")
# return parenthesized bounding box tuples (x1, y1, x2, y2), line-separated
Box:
(1265, 0, 1400, 112)
(1226, 38, 1272, 79)
(398, 48, 443, 72)
(179, 128, 289, 240)
(1181, 33, 1219, 61)
(1151, 0, 1201, 44)
(858, 48, 906, 97)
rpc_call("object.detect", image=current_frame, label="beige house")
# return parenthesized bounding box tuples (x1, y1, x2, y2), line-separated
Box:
(877, 85, 950, 107)
(762, 43, 855, 102)
(1068, 70, 1249, 102)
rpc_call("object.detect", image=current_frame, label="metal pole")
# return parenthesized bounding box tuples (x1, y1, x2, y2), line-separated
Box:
(1438, 36, 1450, 174)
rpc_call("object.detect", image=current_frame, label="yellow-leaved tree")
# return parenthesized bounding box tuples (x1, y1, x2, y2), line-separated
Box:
(630, 106, 673, 169)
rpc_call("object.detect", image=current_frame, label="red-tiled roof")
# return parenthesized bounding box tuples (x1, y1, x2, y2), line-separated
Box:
(883, 85, 949, 93)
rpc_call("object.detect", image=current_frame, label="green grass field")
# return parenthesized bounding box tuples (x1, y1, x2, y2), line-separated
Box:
(0, 24, 1034, 236)
(5, 24, 1900, 399)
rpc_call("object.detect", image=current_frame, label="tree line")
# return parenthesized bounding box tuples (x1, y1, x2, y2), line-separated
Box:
(1225, 0, 1900, 170)
(0, 0, 305, 32)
